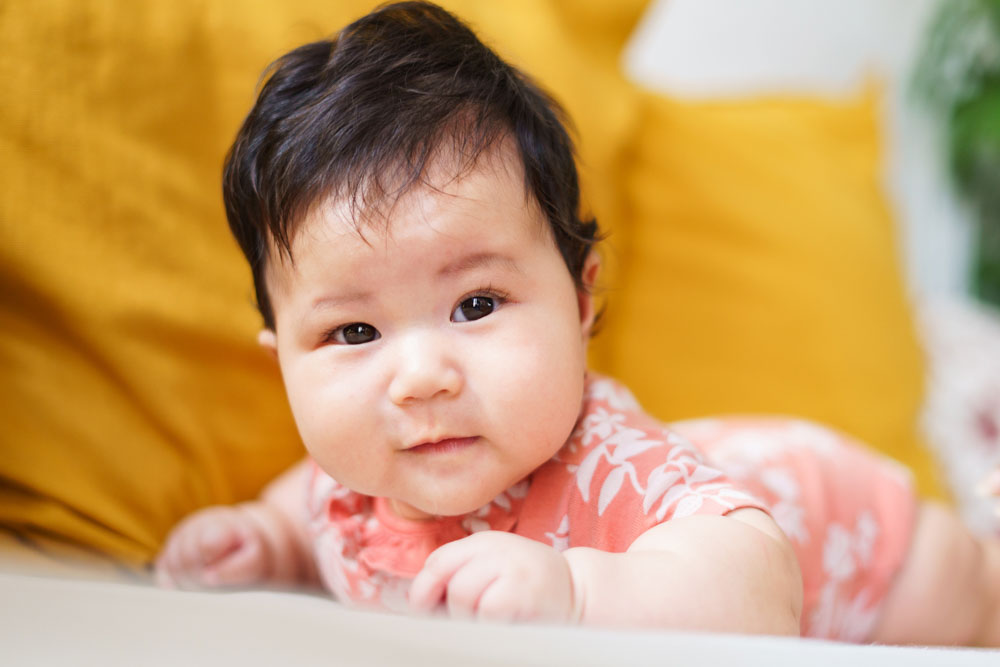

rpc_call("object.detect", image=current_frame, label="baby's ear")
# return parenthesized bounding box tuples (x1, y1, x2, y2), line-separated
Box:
(578, 251, 601, 337)
(257, 329, 278, 361)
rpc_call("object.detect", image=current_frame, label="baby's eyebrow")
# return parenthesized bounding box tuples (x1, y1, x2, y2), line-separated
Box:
(437, 252, 521, 278)
(310, 290, 372, 312)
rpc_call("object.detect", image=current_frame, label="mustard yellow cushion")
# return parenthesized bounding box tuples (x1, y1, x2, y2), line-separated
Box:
(589, 90, 943, 498)
(0, 1, 642, 566)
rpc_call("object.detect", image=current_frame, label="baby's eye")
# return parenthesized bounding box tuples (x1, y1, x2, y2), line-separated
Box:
(329, 322, 381, 345)
(452, 295, 498, 322)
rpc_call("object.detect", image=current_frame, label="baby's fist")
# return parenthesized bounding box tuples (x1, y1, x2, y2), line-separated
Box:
(408, 531, 577, 623)
(154, 504, 273, 590)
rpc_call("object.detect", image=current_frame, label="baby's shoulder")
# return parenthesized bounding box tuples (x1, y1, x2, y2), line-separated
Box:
(523, 375, 765, 549)
(557, 373, 709, 469)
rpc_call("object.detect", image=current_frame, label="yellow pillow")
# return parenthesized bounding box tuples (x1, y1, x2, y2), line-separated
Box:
(589, 90, 944, 498)
(0, 0, 642, 566)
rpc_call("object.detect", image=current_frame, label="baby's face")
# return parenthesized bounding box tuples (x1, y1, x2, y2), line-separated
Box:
(261, 149, 597, 519)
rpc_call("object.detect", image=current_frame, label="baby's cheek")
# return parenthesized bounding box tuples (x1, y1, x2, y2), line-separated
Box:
(497, 344, 585, 452)
(287, 380, 359, 470)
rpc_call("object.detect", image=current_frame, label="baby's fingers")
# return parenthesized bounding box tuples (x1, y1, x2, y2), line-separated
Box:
(193, 522, 244, 566)
(440, 557, 503, 620)
(409, 540, 479, 613)
(407, 565, 453, 613)
(153, 556, 179, 589)
(154, 536, 199, 589)
(474, 579, 521, 623)
(203, 537, 270, 587)
(155, 510, 247, 589)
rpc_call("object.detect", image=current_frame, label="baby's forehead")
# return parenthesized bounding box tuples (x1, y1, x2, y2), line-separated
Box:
(293, 143, 540, 251)
(267, 144, 549, 286)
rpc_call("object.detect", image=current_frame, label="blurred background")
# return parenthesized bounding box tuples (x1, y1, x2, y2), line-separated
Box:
(628, 0, 1000, 535)
(630, 0, 981, 304)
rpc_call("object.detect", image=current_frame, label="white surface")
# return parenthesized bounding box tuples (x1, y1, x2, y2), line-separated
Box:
(623, 0, 975, 301)
(2, 572, 998, 666)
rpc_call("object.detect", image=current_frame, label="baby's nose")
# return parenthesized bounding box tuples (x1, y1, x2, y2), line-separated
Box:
(387, 333, 463, 405)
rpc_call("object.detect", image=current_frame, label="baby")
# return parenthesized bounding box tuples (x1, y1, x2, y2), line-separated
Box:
(156, 1, 1000, 645)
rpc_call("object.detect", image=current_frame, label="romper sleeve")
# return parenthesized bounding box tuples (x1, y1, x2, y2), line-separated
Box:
(548, 377, 771, 553)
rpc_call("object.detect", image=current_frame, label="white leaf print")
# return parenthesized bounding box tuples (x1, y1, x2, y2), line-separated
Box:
(666, 444, 705, 465)
(462, 517, 490, 533)
(771, 501, 809, 545)
(711, 431, 784, 465)
(575, 447, 605, 502)
(808, 575, 879, 641)
(654, 483, 696, 521)
(642, 465, 681, 513)
(598, 466, 626, 516)
(589, 378, 642, 411)
(612, 438, 663, 461)
(545, 515, 570, 551)
(785, 420, 840, 455)
(687, 465, 722, 484)
(834, 589, 879, 643)
(853, 512, 878, 566)
(605, 427, 649, 450)
(508, 481, 530, 499)
(823, 524, 856, 581)
(688, 482, 734, 495)
(666, 430, 697, 449)
(810, 583, 837, 638)
(625, 463, 646, 495)
(714, 487, 758, 502)
(673, 494, 704, 518)
(579, 408, 624, 446)
(760, 467, 800, 501)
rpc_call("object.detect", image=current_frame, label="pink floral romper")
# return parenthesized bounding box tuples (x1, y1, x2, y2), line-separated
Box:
(306, 374, 917, 641)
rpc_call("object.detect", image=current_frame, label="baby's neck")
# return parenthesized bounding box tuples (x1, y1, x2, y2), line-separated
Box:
(386, 497, 439, 522)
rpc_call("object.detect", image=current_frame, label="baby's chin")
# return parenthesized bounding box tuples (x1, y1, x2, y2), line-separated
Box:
(396, 499, 483, 521)
(393, 486, 513, 520)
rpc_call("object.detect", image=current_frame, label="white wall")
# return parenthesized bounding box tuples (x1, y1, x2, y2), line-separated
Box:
(623, 0, 974, 300)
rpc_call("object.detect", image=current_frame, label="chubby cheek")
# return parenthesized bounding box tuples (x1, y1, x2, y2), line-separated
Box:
(281, 358, 385, 491)
(488, 308, 588, 460)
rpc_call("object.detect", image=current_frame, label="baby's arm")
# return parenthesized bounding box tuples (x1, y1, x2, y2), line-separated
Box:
(564, 508, 802, 633)
(154, 459, 317, 589)
(409, 508, 802, 635)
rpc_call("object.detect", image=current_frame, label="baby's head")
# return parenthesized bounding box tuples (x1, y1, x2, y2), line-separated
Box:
(223, 1, 601, 519)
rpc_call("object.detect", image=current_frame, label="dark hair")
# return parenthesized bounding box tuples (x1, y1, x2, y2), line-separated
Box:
(223, 1, 599, 329)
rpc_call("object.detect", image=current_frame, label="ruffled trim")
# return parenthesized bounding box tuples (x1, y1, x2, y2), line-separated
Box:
(309, 470, 529, 606)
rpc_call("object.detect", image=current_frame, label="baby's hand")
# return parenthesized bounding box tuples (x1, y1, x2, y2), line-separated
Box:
(408, 531, 576, 622)
(154, 504, 273, 590)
